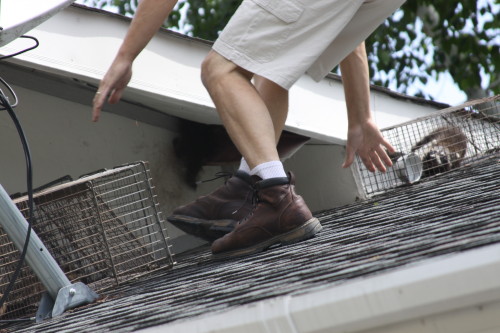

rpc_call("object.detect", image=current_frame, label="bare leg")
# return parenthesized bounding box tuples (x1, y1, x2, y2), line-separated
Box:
(254, 75, 288, 145)
(202, 51, 321, 258)
(201, 51, 282, 169)
(168, 67, 289, 241)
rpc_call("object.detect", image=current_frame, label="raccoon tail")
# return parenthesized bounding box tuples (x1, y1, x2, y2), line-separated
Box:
(411, 132, 438, 152)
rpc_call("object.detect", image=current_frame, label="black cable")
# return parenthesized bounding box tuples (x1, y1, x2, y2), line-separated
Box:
(0, 36, 38, 319)
(0, 77, 18, 108)
(0, 35, 39, 60)
(0, 89, 35, 318)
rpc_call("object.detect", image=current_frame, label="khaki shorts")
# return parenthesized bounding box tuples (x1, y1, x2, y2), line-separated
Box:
(213, 0, 406, 90)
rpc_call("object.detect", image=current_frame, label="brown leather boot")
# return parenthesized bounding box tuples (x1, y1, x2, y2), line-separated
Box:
(211, 172, 322, 259)
(167, 171, 254, 242)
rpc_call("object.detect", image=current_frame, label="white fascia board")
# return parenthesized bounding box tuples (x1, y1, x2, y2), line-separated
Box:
(0, 5, 440, 144)
(0, 5, 219, 121)
(288, 76, 441, 145)
(138, 243, 500, 333)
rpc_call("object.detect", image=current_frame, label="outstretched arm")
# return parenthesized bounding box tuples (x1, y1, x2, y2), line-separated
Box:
(92, 0, 177, 122)
(339, 42, 394, 172)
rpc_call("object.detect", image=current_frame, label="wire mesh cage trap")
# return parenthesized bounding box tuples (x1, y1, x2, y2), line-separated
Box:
(0, 161, 175, 320)
(357, 95, 500, 196)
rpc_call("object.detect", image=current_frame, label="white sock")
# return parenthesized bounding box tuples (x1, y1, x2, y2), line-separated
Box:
(238, 158, 251, 174)
(250, 161, 287, 180)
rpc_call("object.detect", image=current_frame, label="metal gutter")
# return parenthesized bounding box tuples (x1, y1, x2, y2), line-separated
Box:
(139, 243, 500, 333)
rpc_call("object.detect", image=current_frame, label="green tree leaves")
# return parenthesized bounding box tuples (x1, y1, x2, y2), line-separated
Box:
(367, 0, 499, 100)
(167, 0, 243, 40)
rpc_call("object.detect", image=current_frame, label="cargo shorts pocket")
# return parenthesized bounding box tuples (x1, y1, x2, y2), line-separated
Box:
(252, 0, 304, 23)
(237, 0, 304, 62)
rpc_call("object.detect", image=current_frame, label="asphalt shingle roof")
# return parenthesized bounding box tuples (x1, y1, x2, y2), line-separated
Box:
(3, 154, 499, 333)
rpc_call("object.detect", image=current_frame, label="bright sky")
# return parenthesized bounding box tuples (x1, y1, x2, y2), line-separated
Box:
(412, 73, 467, 106)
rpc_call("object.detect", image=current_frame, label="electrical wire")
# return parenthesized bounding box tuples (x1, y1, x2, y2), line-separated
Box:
(0, 36, 39, 321)
(0, 87, 35, 321)
(0, 35, 39, 60)
(0, 77, 18, 108)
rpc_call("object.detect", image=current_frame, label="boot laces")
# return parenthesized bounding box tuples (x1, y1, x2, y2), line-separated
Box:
(195, 171, 233, 185)
(231, 188, 255, 216)
(196, 171, 254, 218)
(238, 188, 259, 225)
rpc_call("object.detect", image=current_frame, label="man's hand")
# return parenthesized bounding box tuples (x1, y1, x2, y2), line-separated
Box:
(90, 0, 179, 122)
(339, 43, 394, 172)
(92, 59, 132, 122)
(342, 119, 395, 172)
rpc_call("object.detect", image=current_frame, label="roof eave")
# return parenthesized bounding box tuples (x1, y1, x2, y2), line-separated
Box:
(140, 243, 500, 333)
(1, 3, 444, 145)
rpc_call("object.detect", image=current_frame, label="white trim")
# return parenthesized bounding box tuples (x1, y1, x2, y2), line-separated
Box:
(0, 5, 440, 145)
(138, 243, 500, 333)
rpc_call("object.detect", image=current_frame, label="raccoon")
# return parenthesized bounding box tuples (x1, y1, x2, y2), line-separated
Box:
(411, 126, 468, 178)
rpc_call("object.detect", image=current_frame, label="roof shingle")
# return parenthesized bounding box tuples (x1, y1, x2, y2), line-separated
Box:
(4, 154, 499, 333)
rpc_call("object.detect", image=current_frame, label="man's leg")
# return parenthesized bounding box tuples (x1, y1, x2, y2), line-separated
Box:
(237, 75, 288, 173)
(201, 51, 281, 170)
(201, 51, 321, 258)
(254, 75, 289, 145)
(167, 74, 290, 243)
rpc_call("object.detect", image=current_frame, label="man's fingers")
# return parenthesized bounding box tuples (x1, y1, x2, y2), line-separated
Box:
(92, 89, 107, 122)
(361, 155, 375, 172)
(92, 100, 103, 122)
(370, 149, 387, 173)
(375, 145, 393, 168)
(92, 108, 101, 122)
(342, 145, 356, 168)
(108, 89, 123, 105)
(381, 138, 396, 154)
(377, 136, 396, 168)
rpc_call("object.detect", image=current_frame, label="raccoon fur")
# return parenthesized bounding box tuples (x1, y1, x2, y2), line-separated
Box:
(411, 126, 467, 178)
